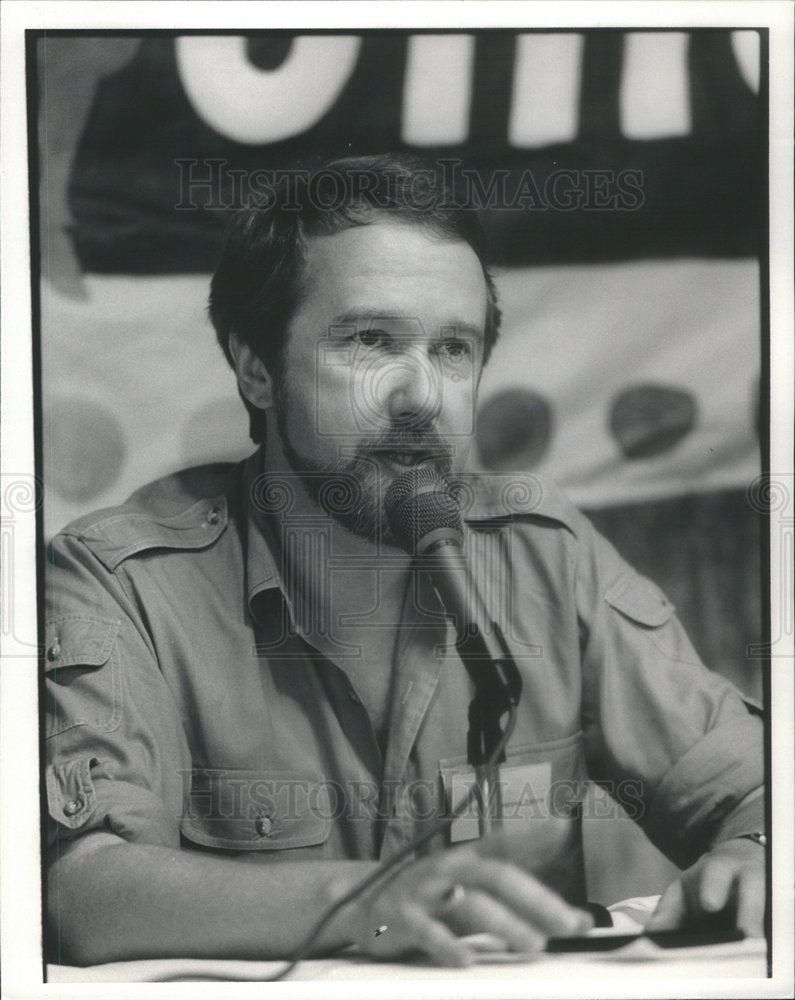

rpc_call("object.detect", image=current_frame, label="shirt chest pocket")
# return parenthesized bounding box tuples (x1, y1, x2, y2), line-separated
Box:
(439, 731, 588, 845)
(180, 769, 331, 853)
(44, 616, 122, 738)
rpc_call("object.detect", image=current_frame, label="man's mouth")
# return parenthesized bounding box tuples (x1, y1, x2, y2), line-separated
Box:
(367, 448, 448, 470)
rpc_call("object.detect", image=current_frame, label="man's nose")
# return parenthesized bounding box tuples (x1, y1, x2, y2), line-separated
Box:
(381, 346, 443, 428)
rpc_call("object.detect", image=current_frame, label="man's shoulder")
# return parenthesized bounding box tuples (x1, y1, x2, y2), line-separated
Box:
(456, 472, 585, 537)
(58, 460, 249, 572)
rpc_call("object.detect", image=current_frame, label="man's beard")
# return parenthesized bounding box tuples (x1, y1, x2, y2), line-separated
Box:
(274, 384, 453, 544)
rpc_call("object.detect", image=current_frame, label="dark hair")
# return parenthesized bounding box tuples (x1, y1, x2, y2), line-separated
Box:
(209, 153, 501, 443)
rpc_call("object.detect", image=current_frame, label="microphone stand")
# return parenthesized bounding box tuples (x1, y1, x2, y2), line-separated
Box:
(423, 546, 523, 834)
(469, 696, 508, 835)
(464, 626, 521, 835)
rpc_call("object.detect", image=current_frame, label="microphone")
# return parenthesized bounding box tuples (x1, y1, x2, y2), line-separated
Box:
(384, 468, 521, 740)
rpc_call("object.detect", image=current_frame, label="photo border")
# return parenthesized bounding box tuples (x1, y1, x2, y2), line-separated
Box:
(2, 3, 792, 997)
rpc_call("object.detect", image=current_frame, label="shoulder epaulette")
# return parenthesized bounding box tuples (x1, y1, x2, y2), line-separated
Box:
(450, 472, 582, 536)
(60, 463, 239, 571)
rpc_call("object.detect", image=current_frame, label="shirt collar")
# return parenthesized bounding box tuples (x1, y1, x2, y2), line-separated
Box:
(242, 448, 286, 627)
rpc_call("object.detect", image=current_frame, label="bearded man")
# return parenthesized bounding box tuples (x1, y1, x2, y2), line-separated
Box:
(44, 154, 765, 967)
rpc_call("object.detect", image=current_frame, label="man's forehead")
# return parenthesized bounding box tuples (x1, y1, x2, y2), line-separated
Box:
(300, 219, 485, 282)
(294, 221, 490, 345)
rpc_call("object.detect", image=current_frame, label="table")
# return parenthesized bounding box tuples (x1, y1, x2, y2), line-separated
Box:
(47, 898, 767, 985)
(48, 937, 767, 983)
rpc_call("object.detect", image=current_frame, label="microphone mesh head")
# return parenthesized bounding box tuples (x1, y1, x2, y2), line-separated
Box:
(384, 467, 464, 554)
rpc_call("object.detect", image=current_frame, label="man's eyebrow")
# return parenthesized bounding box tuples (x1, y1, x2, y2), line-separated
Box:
(330, 310, 484, 339)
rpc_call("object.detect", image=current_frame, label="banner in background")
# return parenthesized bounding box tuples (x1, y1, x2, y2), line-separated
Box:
(35, 31, 762, 535)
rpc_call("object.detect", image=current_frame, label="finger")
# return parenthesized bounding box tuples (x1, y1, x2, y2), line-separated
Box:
(734, 870, 766, 938)
(443, 888, 546, 954)
(401, 904, 474, 967)
(698, 858, 737, 913)
(448, 858, 591, 937)
(645, 879, 685, 931)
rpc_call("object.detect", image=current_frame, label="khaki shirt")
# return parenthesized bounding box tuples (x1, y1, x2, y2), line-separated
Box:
(44, 451, 764, 904)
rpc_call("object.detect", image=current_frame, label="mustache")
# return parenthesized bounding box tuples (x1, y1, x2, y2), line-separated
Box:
(356, 427, 453, 456)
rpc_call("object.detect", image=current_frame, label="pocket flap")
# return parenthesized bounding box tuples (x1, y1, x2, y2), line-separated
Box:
(604, 572, 674, 627)
(44, 616, 120, 671)
(180, 769, 331, 851)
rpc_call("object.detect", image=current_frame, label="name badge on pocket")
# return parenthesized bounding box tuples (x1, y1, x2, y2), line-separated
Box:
(441, 759, 553, 843)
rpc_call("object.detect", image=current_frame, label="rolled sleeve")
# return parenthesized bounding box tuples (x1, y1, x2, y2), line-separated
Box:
(575, 515, 765, 869)
(44, 533, 190, 851)
(641, 717, 765, 864)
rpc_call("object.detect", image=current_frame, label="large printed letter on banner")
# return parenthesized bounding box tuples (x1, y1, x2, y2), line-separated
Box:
(175, 35, 361, 144)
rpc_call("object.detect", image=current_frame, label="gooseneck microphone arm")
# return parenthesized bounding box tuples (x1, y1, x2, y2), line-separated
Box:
(385, 469, 523, 833)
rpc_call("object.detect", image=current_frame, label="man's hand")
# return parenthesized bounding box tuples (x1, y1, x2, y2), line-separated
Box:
(333, 830, 594, 967)
(645, 837, 766, 938)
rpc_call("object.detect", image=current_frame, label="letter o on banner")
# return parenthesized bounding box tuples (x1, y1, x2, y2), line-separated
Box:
(175, 35, 362, 144)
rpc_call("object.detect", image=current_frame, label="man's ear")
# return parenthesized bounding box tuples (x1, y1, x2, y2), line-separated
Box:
(228, 334, 274, 410)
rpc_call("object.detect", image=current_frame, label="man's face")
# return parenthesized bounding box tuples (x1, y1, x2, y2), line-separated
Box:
(272, 219, 488, 542)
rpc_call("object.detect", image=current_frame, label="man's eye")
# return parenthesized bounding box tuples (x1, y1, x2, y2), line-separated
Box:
(439, 340, 470, 360)
(354, 329, 388, 348)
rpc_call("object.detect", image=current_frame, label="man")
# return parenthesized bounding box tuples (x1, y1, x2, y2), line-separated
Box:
(44, 154, 765, 968)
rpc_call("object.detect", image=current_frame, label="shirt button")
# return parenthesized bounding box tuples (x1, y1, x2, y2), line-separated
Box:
(63, 799, 82, 817)
(207, 506, 221, 525)
(348, 690, 361, 705)
(47, 639, 61, 661)
(254, 815, 272, 837)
